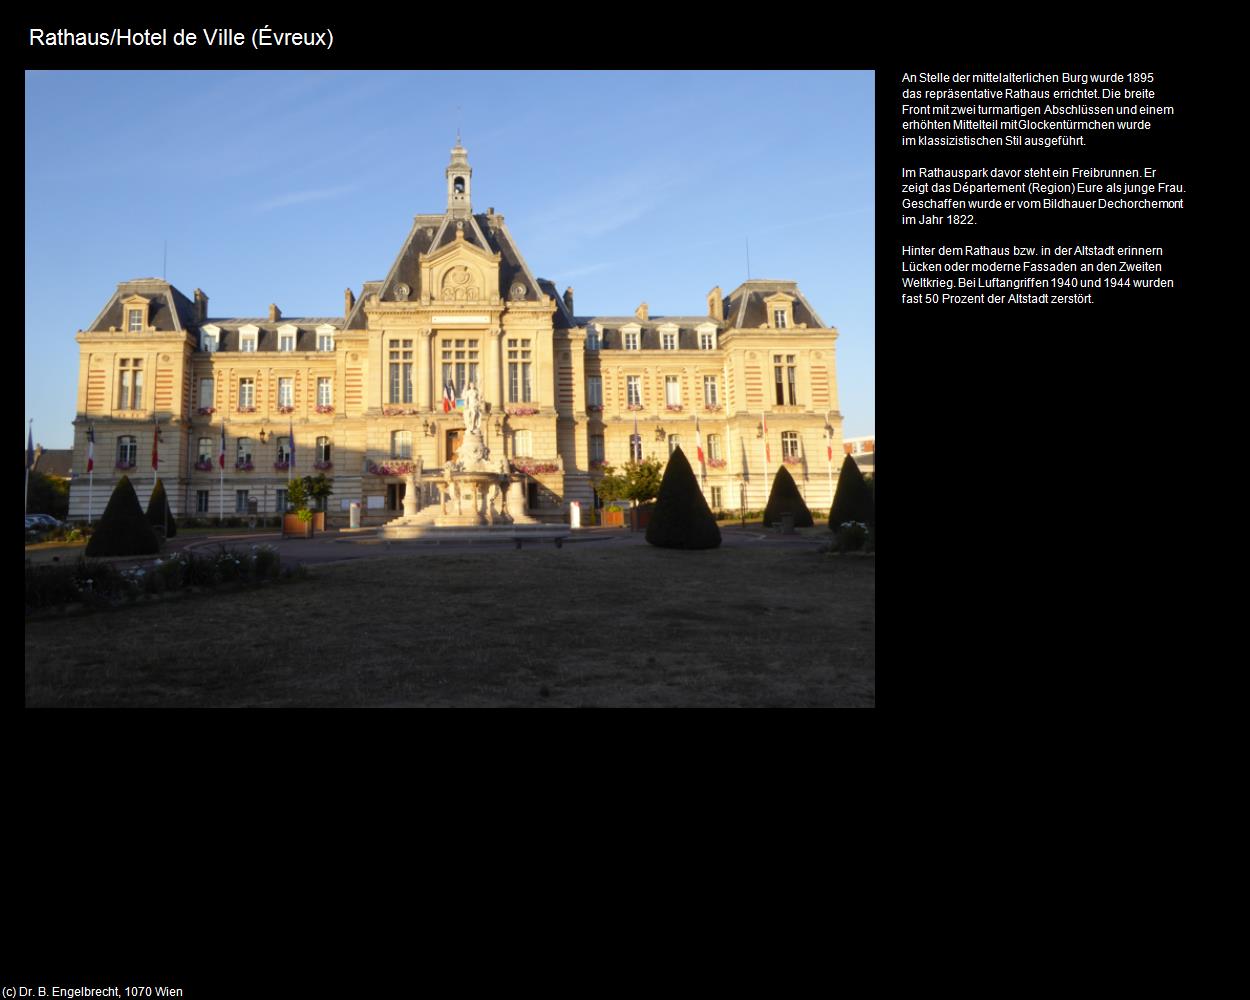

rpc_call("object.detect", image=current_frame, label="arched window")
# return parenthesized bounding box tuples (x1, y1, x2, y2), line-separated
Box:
(454, 176, 465, 194)
(116, 436, 136, 468)
(316, 436, 331, 463)
(391, 430, 412, 459)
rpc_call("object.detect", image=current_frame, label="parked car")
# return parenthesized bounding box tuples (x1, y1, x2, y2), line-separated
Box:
(26, 514, 62, 530)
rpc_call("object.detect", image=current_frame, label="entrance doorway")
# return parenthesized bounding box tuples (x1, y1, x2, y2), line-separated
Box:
(386, 482, 406, 510)
(446, 429, 463, 463)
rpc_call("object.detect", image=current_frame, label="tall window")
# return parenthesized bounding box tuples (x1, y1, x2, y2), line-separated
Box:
(197, 437, 213, 462)
(774, 354, 797, 405)
(661, 331, 677, 350)
(317, 378, 332, 406)
(782, 431, 800, 459)
(668, 434, 681, 456)
(442, 338, 481, 398)
(586, 329, 600, 352)
(665, 376, 681, 407)
(590, 435, 604, 462)
(117, 359, 143, 409)
(707, 434, 722, 462)
(703, 376, 718, 407)
(710, 486, 722, 508)
(117, 436, 136, 467)
(276, 436, 293, 464)
(236, 438, 253, 467)
(199, 378, 214, 408)
(201, 330, 219, 352)
(235, 490, 250, 513)
(389, 339, 414, 404)
(699, 330, 716, 350)
(278, 378, 293, 408)
(317, 331, 335, 352)
(506, 338, 531, 403)
(773, 309, 788, 329)
(238, 378, 255, 409)
(513, 430, 533, 457)
(627, 376, 641, 407)
(624, 331, 640, 351)
(316, 436, 331, 463)
(629, 433, 643, 462)
(196, 490, 209, 513)
(586, 376, 602, 407)
(276, 488, 288, 512)
(127, 309, 143, 332)
(390, 430, 412, 459)
(279, 331, 295, 351)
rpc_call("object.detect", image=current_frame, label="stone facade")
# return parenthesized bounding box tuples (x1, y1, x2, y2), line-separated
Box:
(67, 142, 844, 523)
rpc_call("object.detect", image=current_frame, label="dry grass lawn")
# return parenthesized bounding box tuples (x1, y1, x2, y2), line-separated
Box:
(25, 544, 874, 707)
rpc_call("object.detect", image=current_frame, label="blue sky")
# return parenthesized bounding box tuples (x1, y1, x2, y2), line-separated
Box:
(25, 70, 874, 450)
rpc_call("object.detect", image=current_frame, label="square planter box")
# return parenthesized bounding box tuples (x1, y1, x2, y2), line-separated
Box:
(282, 513, 313, 538)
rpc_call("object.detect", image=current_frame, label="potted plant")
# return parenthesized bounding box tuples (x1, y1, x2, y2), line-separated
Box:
(282, 476, 314, 538)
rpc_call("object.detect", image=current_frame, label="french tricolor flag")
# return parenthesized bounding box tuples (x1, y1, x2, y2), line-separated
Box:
(442, 381, 453, 413)
(86, 423, 95, 473)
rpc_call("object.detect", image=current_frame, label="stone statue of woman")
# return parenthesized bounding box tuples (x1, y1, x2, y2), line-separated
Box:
(462, 382, 482, 435)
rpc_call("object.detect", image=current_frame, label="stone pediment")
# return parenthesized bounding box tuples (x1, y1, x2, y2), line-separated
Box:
(419, 234, 502, 306)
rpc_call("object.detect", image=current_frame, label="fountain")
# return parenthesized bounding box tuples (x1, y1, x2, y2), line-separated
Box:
(379, 383, 565, 542)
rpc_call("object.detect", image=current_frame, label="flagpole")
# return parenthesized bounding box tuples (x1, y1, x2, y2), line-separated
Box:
(760, 410, 769, 512)
(220, 424, 225, 526)
(87, 421, 95, 524)
(24, 420, 32, 515)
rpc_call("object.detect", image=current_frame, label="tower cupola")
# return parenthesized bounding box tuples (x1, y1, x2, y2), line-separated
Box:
(446, 135, 472, 218)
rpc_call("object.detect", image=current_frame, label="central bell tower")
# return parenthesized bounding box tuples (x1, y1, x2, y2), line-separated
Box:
(446, 136, 472, 218)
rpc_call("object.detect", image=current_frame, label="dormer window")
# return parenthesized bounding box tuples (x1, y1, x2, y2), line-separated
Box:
(773, 309, 788, 328)
(586, 327, 600, 352)
(278, 324, 298, 352)
(623, 326, 641, 351)
(120, 294, 150, 333)
(763, 292, 796, 330)
(200, 326, 220, 353)
(660, 325, 678, 351)
(127, 309, 143, 332)
(697, 324, 718, 350)
(239, 325, 259, 353)
(316, 325, 336, 352)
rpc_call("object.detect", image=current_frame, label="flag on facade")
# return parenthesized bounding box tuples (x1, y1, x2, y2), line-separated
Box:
(151, 420, 162, 471)
(26, 424, 34, 471)
(695, 416, 705, 466)
(87, 423, 95, 472)
(219, 425, 226, 469)
(762, 411, 771, 464)
(442, 381, 452, 413)
(288, 416, 295, 470)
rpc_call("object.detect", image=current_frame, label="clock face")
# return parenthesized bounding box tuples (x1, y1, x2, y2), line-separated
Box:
(510, 282, 526, 300)
(395, 283, 411, 301)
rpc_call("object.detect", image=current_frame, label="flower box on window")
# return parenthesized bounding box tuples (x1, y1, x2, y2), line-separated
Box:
(507, 406, 538, 416)
(665, 404, 683, 413)
(382, 407, 420, 416)
(277, 406, 294, 415)
(367, 460, 415, 476)
(197, 406, 216, 416)
(511, 460, 559, 475)
(783, 455, 803, 466)
(235, 460, 254, 471)
(703, 404, 722, 413)
(273, 460, 291, 471)
(115, 461, 135, 471)
(707, 458, 727, 469)
(626, 404, 644, 411)
(315, 404, 334, 414)
(314, 460, 333, 471)
(237, 406, 256, 414)
(193, 459, 214, 472)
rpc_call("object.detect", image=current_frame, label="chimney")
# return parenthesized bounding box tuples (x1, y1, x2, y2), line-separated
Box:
(344, 288, 355, 319)
(707, 286, 723, 321)
(635, 302, 648, 322)
(194, 288, 209, 322)
(563, 286, 574, 314)
(268, 304, 281, 322)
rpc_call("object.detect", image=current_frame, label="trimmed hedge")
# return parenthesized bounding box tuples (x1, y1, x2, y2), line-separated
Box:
(829, 454, 875, 529)
(145, 477, 177, 537)
(645, 447, 721, 550)
(763, 465, 814, 528)
(85, 475, 160, 557)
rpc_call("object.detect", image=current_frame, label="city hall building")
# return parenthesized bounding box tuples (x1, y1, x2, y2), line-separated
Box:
(67, 141, 845, 524)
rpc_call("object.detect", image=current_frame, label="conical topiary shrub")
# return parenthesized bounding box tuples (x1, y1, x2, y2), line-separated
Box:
(85, 475, 160, 556)
(829, 453, 875, 530)
(645, 447, 721, 550)
(145, 477, 177, 538)
(763, 465, 813, 528)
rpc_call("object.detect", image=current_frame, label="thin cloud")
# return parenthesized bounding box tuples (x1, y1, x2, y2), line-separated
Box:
(257, 184, 358, 212)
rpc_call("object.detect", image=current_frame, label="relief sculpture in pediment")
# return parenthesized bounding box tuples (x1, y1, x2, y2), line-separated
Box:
(440, 265, 481, 302)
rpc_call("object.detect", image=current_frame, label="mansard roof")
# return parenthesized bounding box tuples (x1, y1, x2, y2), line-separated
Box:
(198, 319, 342, 352)
(86, 279, 200, 334)
(587, 315, 722, 350)
(723, 280, 828, 329)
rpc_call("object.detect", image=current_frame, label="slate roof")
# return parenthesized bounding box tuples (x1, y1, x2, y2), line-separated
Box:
(723, 280, 828, 329)
(86, 279, 200, 334)
(30, 448, 73, 478)
(197, 319, 342, 352)
(588, 316, 721, 350)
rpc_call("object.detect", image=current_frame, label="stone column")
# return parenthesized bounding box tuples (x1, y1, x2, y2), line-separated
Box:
(487, 327, 503, 409)
(417, 328, 433, 411)
(403, 467, 419, 518)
